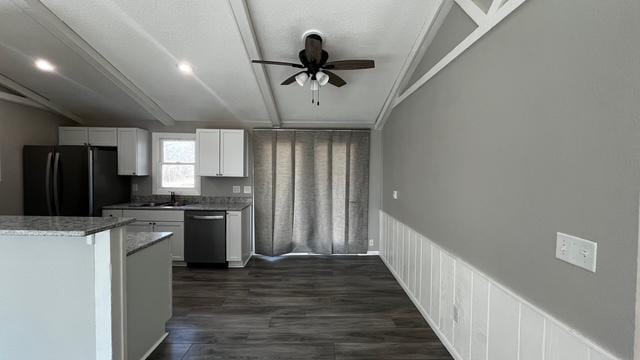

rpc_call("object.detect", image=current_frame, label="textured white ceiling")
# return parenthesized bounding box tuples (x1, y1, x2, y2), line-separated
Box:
(40, 0, 271, 123)
(0, 0, 439, 127)
(247, 0, 438, 125)
(0, 0, 153, 122)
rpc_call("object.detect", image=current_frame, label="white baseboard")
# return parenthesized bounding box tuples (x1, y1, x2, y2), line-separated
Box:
(140, 332, 168, 360)
(379, 210, 619, 360)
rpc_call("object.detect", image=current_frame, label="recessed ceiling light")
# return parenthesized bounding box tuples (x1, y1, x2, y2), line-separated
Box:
(34, 58, 55, 72)
(177, 61, 193, 75)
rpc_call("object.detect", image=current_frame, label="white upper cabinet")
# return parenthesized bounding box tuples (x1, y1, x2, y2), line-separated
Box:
(88, 127, 118, 146)
(59, 127, 89, 145)
(117, 128, 150, 176)
(220, 130, 246, 177)
(196, 129, 246, 177)
(196, 129, 220, 176)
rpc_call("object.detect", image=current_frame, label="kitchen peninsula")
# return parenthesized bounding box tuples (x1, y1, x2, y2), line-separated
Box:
(0, 216, 173, 360)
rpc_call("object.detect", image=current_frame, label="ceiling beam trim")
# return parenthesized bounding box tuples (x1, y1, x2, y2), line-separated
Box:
(228, 0, 281, 127)
(0, 73, 84, 123)
(373, 0, 453, 130)
(455, 0, 488, 26)
(391, 0, 529, 112)
(12, 0, 176, 126)
(0, 90, 47, 111)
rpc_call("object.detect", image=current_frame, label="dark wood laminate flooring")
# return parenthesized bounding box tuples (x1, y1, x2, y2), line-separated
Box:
(149, 255, 453, 360)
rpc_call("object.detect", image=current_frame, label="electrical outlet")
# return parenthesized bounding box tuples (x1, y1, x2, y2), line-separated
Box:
(556, 232, 598, 272)
(232, 186, 241, 193)
(392, 190, 398, 200)
(369, 239, 374, 247)
(244, 186, 252, 194)
(132, 183, 138, 192)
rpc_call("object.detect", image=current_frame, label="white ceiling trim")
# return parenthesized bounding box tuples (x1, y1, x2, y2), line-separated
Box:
(279, 120, 374, 129)
(11, 0, 176, 126)
(0, 72, 84, 122)
(228, 0, 281, 127)
(392, 0, 529, 109)
(0, 90, 47, 110)
(455, 0, 487, 26)
(373, 0, 451, 130)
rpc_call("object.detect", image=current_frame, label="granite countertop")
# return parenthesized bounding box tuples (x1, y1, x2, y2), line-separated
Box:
(0, 216, 135, 237)
(104, 202, 252, 211)
(127, 231, 173, 256)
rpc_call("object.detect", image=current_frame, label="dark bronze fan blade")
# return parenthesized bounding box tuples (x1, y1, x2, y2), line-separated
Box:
(323, 60, 375, 70)
(252, 60, 304, 68)
(324, 70, 346, 87)
(281, 71, 305, 85)
(304, 34, 323, 64)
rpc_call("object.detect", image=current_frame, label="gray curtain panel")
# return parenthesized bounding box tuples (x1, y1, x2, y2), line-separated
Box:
(254, 130, 370, 255)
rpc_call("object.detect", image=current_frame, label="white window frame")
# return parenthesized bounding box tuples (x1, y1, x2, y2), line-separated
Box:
(152, 132, 201, 196)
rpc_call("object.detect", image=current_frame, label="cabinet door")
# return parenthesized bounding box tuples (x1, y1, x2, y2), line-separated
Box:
(220, 130, 245, 177)
(153, 221, 185, 261)
(117, 128, 137, 175)
(196, 129, 220, 176)
(102, 209, 123, 217)
(226, 211, 242, 262)
(127, 221, 153, 233)
(59, 127, 88, 145)
(88, 128, 118, 146)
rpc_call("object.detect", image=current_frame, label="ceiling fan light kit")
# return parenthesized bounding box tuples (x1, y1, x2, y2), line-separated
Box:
(252, 31, 375, 106)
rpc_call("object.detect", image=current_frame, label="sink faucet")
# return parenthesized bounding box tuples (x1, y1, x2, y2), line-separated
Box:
(170, 191, 176, 204)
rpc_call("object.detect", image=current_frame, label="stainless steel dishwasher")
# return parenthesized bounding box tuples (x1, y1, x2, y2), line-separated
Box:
(184, 210, 226, 266)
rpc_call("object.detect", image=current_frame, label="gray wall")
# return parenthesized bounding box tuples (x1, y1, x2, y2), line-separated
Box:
(0, 100, 71, 215)
(382, 0, 640, 358)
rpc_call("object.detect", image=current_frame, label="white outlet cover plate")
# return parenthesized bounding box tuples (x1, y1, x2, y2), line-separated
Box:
(392, 190, 398, 199)
(556, 232, 597, 272)
(244, 186, 252, 194)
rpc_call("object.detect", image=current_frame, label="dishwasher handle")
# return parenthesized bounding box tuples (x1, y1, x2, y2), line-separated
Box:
(190, 215, 224, 220)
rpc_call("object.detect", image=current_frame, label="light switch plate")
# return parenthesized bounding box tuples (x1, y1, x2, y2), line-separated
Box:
(556, 232, 598, 272)
(243, 186, 252, 194)
(232, 186, 241, 193)
(392, 190, 398, 200)
(132, 183, 138, 192)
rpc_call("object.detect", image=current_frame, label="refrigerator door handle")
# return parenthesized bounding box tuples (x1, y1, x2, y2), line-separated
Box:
(53, 152, 61, 215)
(45, 152, 53, 215)
(88, 148, 94, 216)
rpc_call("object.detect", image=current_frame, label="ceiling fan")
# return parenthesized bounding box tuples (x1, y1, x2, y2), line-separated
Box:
(252, 32, 375, 106)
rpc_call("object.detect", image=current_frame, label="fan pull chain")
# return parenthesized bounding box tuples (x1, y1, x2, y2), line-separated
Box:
(317, 88, 320, 106)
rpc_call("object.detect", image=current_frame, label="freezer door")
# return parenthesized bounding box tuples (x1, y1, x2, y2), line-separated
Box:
(91, 147, 130, 216)
(23, 146, 55, 215)
(54, 146, 90, 216)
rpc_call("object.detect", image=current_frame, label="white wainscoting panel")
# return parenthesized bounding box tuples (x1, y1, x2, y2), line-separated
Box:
(453, 261, 472, 359)
(379, 210, 619, 360)
(488, 284, 519, 360)
(470, 273, 489, 360)
(519, 304, 545, 360)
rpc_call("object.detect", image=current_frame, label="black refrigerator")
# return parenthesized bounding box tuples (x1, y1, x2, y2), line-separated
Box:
(23, 145, 130, 217)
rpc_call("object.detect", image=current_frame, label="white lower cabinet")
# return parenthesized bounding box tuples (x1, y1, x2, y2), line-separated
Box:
(104, 209, 185, 262)
(226, 205, 252, 268)
(103, 207, 251, 265)
(153, 221, 185, 261)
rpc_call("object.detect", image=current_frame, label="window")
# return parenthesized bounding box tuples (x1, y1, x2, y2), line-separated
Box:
(152, 133, 200, 195)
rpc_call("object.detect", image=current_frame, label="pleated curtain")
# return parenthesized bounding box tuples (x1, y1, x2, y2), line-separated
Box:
(254, 130, 370, 255)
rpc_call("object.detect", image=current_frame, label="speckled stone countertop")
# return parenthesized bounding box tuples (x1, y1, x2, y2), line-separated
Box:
(127, 232, 173, 256)
(0, 216, 135, 237)
(104, 202, 251, 211)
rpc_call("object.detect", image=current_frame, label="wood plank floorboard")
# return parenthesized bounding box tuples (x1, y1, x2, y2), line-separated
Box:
(149, 255, 453, 360)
